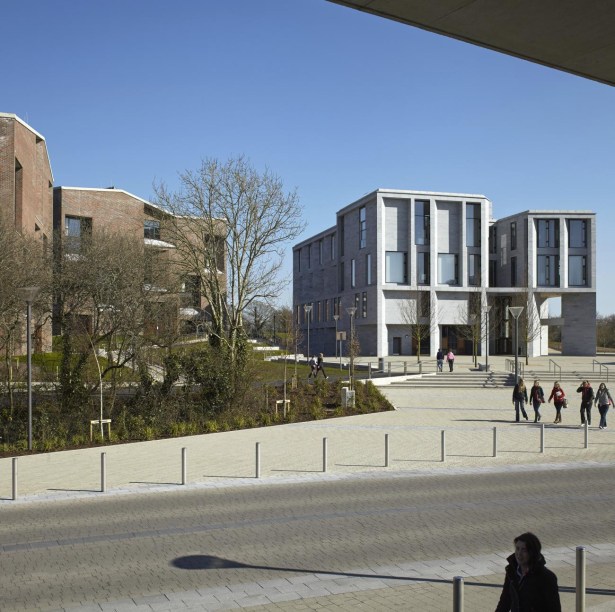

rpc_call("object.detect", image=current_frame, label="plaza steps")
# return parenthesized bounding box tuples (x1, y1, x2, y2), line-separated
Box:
(387, 369, 515, 389)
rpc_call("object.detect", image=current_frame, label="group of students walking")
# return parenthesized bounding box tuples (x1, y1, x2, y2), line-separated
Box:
(512, 378, 613, 427)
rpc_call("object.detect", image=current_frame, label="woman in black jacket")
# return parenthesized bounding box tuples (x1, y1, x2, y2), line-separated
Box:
(495, 532, 561, 612)
(529, 380, 545, 423)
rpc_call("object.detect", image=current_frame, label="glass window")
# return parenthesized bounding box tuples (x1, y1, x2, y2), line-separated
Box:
(385, 252, 407, 284)
(339, 217, 345, 256)
(510, 222, 517, 251)
(489, 225, 497, 254)
(324, 299, 329, 321)
(568, 220, 587, 248)
(489, 260, 497, 286)
(144, 219, 160, 240)
(468, 254, 481, 286)
(366, 253, 372, 285)
(415, 200, 430, 245)
(569, 255, 586, 286)
(466, 203, 481, 247)
(417, 252, 430, 285)
(318, 239, 323, 264)
(359, 206, 366, 249)
(537, 219, 559, 248)
(362, 291, 367, 318)
(330, 234, 335, 260)
(295, 249, 301, 273)
(511, 256, 517, 286)
(339, 261, 344, 291)
(351, 259, 356, 288)
(537, 255, 560, 286)
(438, 254, 458, 285)
(307, 244, 312, 269)
(64, 216, 92, 253)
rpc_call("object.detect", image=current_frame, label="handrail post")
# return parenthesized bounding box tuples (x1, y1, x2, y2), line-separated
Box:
(453, 576, 464, 612)
(12, 457, 18, 500)
(385, 433, 390, 467)
(441, 430, 446, 462)
(540, 423, 545, 453)
(576, 546, 586, 611)
(323, 437, 328, 473)
(493, 427, 497, 457)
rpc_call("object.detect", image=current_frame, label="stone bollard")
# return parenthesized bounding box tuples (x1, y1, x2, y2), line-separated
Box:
(100, 452, 107, 493)
(322, 437, 328, 473)
(181, 447, 187, 485)
(12, 457, 18, 500)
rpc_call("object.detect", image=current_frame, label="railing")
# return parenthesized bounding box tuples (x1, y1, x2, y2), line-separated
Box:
(504, 358, 524, 378)
(549, 359, 562, 380)
(592, 359, 610, 382)
(367, 360, 425, 378)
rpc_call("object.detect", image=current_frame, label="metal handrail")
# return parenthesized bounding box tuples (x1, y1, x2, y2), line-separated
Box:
(505, 358, 524, 377)
(592, 359, 609, 382)
(549, 359, 562, 380)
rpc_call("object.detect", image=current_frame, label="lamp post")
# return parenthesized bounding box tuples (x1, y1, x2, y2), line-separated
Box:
(484, 304, 492, 372)
(508, 306, 524, 383)
(17, 286, 40, 452)
(346, 306, 357, 389)
(303, 304, 312, 358)
(333, 314, 339, 358)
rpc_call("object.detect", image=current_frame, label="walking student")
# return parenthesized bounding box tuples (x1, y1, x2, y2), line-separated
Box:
(307, 355, 317, 379)
(530, 380, 545, 423)
(316, 353, 328, 379)
(436, 348, 444, 372)
(595, 382, 613, 429)
(446, 349, 455, 372)
(577, 380, 595, 426)
(548, 382, 566, 424)
(512, 377, 529, 422)
(495, 532, 561, 612)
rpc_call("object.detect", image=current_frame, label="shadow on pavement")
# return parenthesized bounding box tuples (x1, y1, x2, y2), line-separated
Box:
(170, 554, 615, 597)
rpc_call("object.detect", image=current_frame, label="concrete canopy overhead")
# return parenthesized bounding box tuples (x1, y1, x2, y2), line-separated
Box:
(328, 0, 615, 87)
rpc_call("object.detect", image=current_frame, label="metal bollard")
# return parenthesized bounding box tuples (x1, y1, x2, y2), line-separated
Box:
(441, 430, 446, 462)
(12, 457, 17, 500)
(368, 363, 372, 379)
(385, 433, 390, 467)
(453, 576, 464, 612)
(493, 427, 498, 458)
(584, 422, 589, 449)
(100, 452, 106, 493)
(181, 447, 187, 485)
(404, 361, 407, 375)
(255, 442, 261, 479)
(323, 437, 328, 473)
(540, 423, 545, 453)
(576, 546, 586, 611)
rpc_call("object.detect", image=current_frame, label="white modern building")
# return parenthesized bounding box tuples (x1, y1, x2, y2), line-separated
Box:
(293, 189, 596, 358)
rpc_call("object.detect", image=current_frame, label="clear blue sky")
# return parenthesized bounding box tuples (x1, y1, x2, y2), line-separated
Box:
(3, 1, 614, 313)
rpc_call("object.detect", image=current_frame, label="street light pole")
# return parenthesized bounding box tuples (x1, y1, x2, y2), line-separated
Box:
(333, 314, 339, 358)
(17, 286, 41, 452)
(346, 306, 357, 390)
(508, 306, 524, 383)
(303, 304, 312, 359)
(485, 304, 492, 372)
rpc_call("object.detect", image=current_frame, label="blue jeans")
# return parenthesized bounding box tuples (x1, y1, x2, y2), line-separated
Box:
(599, 404, 609, 428)
(515, 399, 528, 421)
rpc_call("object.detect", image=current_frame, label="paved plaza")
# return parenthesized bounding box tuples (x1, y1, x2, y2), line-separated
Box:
(1, 355, 615, 610)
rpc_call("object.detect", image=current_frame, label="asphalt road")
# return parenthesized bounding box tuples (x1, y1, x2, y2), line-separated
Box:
(2, 465, 615, 611)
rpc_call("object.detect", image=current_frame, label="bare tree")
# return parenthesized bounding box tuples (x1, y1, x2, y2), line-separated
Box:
(53, 229, 162, 409)
(455, 288, 485, 367)
(154, 156, 305, 359)
(400, 289, 436, 362)
(514, 289, 543, 364)
(0, 211, 50, 421)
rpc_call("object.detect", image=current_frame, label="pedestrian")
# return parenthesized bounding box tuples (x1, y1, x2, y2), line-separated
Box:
(577, 380, 595, 426)
(316, 353, 328, 379)
(446, 349, 455, 372)
(548, 382, 566, 424)
(512, 377, 529, 422)
(495, 532, 561, 612)
(530, 379, 545, 423)
(307, 355, 317, 379)
(595, 382, 613, 429)
(436, 348, 444, 372)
